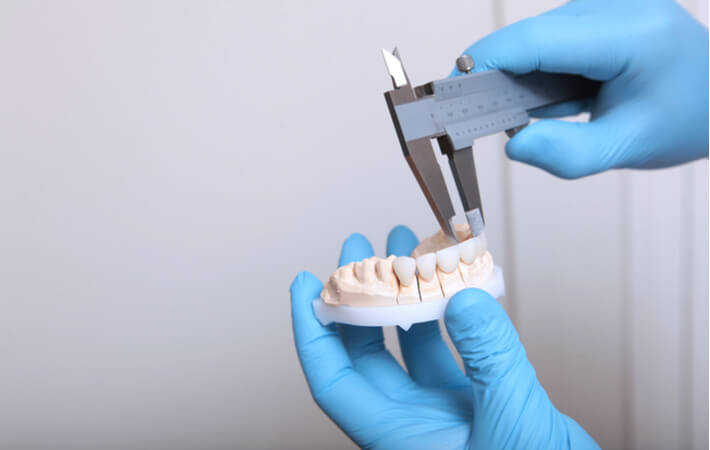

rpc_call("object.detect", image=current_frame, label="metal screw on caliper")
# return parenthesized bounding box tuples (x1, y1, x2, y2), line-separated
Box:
(456, 54, 474, 74)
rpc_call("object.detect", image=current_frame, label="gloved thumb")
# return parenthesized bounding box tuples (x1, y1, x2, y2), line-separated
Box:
(506, 119, 616, 179)
(445, 289, 601, 448)
(444, 288, 529, 387)
(454, 13, 625, 80)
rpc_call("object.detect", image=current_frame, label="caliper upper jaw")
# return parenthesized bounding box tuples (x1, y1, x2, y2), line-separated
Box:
(383, 49, 458, 243)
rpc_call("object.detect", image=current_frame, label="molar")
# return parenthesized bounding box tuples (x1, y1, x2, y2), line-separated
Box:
(436, 245, 460, 273)
(331, 257, 400, 307)
(337, 262, 357, 281)
(354, 258, 376, 283)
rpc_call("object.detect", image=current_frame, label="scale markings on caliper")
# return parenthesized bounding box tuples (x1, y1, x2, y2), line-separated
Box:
(394, 70, 599, 151)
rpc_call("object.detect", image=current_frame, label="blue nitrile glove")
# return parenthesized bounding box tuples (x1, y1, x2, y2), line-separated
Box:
(453, 0, 708, 179)
(290, 225, 599, 449)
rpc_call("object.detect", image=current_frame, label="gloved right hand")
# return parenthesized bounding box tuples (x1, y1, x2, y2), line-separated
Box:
(454, 0, 709, 179)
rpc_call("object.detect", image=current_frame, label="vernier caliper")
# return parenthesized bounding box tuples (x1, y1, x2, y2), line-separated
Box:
(382, 48, 599, 242)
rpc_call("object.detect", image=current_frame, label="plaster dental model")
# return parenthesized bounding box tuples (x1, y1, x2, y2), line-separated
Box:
(313, 224, 504, 330)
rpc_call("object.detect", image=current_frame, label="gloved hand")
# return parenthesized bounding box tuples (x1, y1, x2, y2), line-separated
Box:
(290, 225, 600, 449)
(453, 0, 708, 179)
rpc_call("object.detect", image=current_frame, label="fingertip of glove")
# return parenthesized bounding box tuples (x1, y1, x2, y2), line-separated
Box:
(444, 288, 499, 326)
(504, 124, 542, 162)
(386, 225, 419, 256)
(339, 233, 374, 266)
(388, 224, 415, 238)
(343, 232, 371, 248)
(290, 271, 323, 302)
(505, 122, 592, 180)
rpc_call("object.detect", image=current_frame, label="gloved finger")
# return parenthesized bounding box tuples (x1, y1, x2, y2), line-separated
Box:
(398, 321, 470, 388)
(386, 225, 469, 388)
(337, 233, 414, 394)
(453, 14, 627, 80)
(385, 224, 418, 257)
(505, 119, 614, 179)
(338, 232, 375, 267)
(529, 98, 593, 119)
(445, 289, 575, 447)
(448, 0, 589, 79)
(338, 325, 415, 396)
(444, 289, 528, 385)
(290, 271, 394, 433)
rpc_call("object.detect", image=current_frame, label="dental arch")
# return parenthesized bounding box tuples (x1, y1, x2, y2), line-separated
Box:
(320, 224, 494, 306)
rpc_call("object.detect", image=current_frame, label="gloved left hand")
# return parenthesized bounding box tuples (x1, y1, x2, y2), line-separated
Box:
(291, 225, 600, 449)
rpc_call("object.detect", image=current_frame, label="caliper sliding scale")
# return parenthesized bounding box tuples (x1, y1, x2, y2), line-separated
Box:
(382, 49, 599, 242)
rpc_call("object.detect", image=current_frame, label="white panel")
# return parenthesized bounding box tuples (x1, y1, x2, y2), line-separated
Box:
(509, 166, 626, 450)
(630, 0, 707, 448)
(681, 5, 707, 450)
(689, 160, 709, 450)
(627, 167, 686, 449)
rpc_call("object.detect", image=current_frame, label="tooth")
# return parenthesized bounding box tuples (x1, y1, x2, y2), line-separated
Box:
(354, 258, 375, 283)
(376, 257, 393, 282)
(436, 245, 459, 273)
(393, 256, 416, 286)
(473, 232, 488, 257)
(458, 239, 476, 264)
(336, 262, 357, 281)
(416, 253, 436, 281)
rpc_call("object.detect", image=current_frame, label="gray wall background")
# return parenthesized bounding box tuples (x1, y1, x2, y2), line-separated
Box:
(0, 1, 707, 449)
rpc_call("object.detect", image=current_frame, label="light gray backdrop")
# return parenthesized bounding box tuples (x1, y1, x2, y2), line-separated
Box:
(0, 1, 707, 449)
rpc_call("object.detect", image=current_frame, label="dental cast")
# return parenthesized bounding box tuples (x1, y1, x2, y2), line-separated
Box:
(321, 225, 494, 306)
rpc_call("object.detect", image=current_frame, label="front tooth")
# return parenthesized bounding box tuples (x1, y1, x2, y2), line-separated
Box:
(375, 256, 394, 282)
(458, 239, 476, 264)
(354, 258, 375, 283)
(436, 245, 459, 273)
(473, 232, 488, 257)
(393, 256, 416, 286)
(416, 253, 436, 281)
